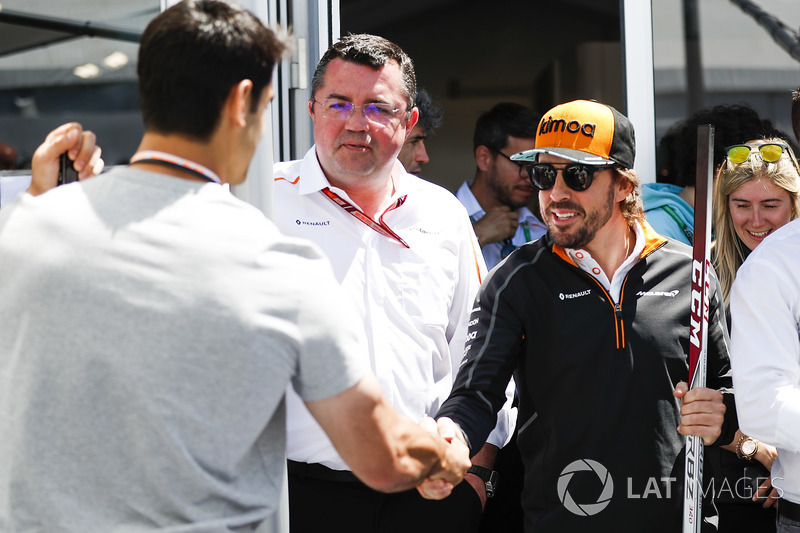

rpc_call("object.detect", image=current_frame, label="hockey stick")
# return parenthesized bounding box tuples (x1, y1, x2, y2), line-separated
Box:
(682, 124, 714, 533)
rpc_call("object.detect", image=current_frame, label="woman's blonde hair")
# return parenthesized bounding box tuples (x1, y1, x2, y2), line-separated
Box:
(713, 138, 800, 306)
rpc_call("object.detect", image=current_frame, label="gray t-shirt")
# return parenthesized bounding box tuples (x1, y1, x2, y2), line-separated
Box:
(0, 167, 367, 531)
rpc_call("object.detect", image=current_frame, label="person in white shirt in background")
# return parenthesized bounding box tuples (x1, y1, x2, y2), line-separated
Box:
(456, 102, 546, 271)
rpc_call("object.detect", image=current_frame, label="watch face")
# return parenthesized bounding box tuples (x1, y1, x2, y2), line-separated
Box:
(742, 439, 757, 456)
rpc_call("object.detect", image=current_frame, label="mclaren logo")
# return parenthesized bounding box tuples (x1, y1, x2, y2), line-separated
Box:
(636, 290, 680, 297)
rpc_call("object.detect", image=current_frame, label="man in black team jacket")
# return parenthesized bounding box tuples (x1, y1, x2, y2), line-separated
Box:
(434, 99, 739, 532)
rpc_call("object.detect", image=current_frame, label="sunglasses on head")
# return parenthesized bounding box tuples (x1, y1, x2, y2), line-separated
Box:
(526, 163, 614, 191)
(726, 143, 789, 165)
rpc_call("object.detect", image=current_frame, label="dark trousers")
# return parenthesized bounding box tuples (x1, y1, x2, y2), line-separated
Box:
(288, 460, 482, 533)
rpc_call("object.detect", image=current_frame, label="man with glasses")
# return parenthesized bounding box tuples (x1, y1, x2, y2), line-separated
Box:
(434, 99, 741, 532)
(456, 102, 546, 271)
(272, 33, 514, 532)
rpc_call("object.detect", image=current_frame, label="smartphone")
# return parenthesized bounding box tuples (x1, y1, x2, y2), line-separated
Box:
(57, 152, 79, 186)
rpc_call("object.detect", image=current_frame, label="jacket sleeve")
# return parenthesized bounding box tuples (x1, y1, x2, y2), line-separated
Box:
(446, 210, 516, 449)
(437, 261, 522, 454)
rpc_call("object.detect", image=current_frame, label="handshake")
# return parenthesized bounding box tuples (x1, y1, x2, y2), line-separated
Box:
(415, 416, 472, 500)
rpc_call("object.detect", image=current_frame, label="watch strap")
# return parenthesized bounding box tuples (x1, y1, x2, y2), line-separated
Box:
(467, 465, 493, 481)
(467, 465, 499, 498)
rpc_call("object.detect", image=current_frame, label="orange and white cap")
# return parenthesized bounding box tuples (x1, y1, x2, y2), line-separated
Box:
(512, 99, 636, 169)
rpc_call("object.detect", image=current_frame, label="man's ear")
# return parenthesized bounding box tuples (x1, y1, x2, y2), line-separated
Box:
(228, 79, 254, 127)
(475, 145, 493, 172)
(403, 106, 419, 141)
(615, 169, 636, 202)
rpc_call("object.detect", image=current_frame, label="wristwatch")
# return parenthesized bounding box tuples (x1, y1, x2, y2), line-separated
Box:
(735, 434, 758, 461)
(467, 465, 499, 498)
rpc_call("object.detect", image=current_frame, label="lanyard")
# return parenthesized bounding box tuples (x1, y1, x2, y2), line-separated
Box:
(129, 151, 222, 184)
(321, 187, 410, 248)
(660, 205, 693, 243)
(520, 221, 532, 242)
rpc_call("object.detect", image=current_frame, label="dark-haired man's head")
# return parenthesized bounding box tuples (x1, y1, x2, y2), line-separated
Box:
(138, 0, 286, 141)
(310, 33, 416, 111)
(398, 89, 443, 174)
(472, 103, 539, 209)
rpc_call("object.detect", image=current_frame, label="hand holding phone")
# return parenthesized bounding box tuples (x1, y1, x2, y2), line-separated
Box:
(58, 152, 79, 186)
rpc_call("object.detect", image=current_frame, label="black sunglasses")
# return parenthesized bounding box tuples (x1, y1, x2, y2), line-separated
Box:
(489, 147, 527, 169)
(526, 163, 613, 191)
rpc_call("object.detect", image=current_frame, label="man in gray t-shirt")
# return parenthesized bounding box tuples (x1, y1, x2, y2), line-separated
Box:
(0, 2, 469, 531)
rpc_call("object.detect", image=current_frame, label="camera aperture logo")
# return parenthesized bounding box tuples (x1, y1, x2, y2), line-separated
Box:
(557, 459, 614, 516)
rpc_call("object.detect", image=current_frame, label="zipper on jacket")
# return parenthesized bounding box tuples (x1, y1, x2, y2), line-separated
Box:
(580, 274, 626, 349)
(554, 238, 666, 351)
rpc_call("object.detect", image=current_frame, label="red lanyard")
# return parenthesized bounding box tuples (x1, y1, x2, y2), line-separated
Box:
(321, 187, 410, 248)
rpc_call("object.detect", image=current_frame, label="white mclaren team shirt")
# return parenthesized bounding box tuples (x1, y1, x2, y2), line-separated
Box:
(273, 147, 515, 470)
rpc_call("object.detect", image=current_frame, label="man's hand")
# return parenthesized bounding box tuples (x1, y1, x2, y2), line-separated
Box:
(674, 381, 726, 445)
(416, 417, 471, 500)
(473, 206, 518, 247)
(28, 122, 104, 196)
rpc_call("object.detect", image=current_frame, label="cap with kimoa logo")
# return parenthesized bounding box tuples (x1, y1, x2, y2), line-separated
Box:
(511, 99, 635, 169)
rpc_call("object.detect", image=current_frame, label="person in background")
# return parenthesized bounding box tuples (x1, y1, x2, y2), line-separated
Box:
(644, 103, 786, 245)
(454, 102, 546, 532)
(273, 33, 510, 533)
(397, 88, 443, 174)
(456, 102, 546, 271)
(715, 138, 800, 306)
(710, 138, 800, 532)
(0, 3, 469, 531)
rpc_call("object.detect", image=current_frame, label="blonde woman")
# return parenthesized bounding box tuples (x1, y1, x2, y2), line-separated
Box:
(714, 138, 800, 307)
(711, 137, 800, 532)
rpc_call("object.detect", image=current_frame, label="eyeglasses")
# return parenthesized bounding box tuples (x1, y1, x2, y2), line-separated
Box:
(526, 163, 613, 191)
(489, 147, 527, 170)
(726, 143, 789, 164)
(313, 98, 406, 126)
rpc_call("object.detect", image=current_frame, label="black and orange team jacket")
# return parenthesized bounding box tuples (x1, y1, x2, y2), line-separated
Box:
(437, 222, 738, 533)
